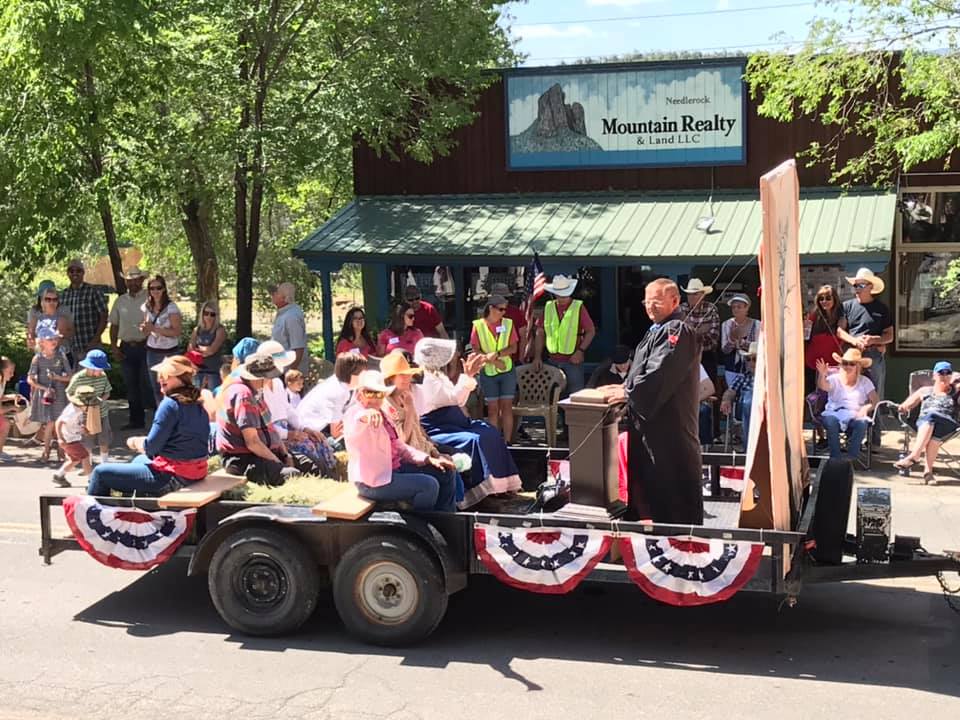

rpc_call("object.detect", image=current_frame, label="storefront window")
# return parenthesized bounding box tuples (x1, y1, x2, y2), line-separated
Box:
(901, 191, 960, 243)
(896, 251, 960, 350)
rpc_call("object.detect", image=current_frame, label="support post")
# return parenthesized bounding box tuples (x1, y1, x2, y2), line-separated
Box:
(320, 267, 335, 361)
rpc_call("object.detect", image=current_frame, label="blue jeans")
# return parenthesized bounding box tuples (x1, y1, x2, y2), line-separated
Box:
(698, 403, 713, 445)
(821, 414, 869, 460)
(554, 361, 584, 397)
(357, 467, 445, 511)
(86, 455, 181, 496)
(740, 389, 753, 448)
(120, 342, 154, 426)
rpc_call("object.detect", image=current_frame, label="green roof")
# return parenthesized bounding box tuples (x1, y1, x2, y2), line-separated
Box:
(294, 190, 895, 267)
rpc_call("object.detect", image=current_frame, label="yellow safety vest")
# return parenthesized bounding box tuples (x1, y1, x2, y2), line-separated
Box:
(473, 317, 514, 376)
(543, 299, 582, 355)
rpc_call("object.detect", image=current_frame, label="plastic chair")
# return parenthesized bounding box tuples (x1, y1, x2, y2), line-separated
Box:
(807, 368, 874, 468)
(883, 370, 960, 478)
(511, 364, 567, 448)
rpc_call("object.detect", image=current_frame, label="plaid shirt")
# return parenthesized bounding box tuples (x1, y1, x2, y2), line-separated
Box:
(731, 370, 754, 396)
(680, 301, 720, 352)
(60, 283, 106, 356)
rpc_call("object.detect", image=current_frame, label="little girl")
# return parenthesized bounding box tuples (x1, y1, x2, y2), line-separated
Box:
(28, 328, 73, 463)
(52, 387, 97, 487)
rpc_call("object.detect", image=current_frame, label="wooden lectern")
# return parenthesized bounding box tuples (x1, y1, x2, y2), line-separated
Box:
(554, 390, 628, 520)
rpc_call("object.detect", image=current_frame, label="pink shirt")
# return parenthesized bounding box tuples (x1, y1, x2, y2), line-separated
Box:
(343, 402, 428, 488)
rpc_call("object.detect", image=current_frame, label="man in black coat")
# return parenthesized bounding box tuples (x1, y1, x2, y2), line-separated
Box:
(623, 278, 704, 524)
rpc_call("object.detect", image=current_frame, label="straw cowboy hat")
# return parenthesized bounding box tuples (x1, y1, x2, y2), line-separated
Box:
(355, 370, 395, 395)
(832, 348, 873, 369)
(122, 266, 147, 280)
(150, 355, 197, 379)
(256, 340, 296, 369)
(681, 278, 713, 295)
(739, 341, 759, 358)
(845, 268, 885, 295)
(544, 274, 578, 297)
(380, 350, 423, 381)
(415, 338, 457, 371)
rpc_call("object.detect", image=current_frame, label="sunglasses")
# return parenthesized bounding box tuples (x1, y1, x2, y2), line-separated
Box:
(853, 283, 871, 290)
(148, 285, 164, 291)
(492, 306, 507, 312)
(841, 361, 859, 368)
(936, 369, 953, 376)
(203, 311, 217, 317)
(360, 389, 386, 399)
(817, 296, 832, 302)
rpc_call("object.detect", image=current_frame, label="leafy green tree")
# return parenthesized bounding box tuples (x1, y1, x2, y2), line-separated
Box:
(747, 0, 960, 185)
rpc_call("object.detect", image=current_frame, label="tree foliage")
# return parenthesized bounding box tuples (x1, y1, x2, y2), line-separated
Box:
(747, 0, 960, 185)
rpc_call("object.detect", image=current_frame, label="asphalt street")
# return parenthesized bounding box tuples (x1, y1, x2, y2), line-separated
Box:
(0, 429, 959, 720)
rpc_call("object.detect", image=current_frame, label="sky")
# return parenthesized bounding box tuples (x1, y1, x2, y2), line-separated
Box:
(502, 0, 846, 66)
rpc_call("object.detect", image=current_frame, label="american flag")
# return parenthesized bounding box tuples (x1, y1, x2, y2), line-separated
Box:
(520, 253, 545, 362)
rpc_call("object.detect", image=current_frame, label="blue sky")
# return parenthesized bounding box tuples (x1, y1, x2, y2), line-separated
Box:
(503, 0, 842, 65)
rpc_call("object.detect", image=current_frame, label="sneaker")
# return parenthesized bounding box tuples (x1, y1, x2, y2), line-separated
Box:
(52, 472, 71, 488)
(0, 452, 14, 462)
(99, 453, 110, 464)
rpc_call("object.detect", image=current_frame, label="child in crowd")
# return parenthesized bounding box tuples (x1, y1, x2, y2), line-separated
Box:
(28, 327, 72, 463)
(0, 356, 25, 462)
(65, 349, 112, 464)
(52, 386, 99, 487)
(284, 368, 304, 408)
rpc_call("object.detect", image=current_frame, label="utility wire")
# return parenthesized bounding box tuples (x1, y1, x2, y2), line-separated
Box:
(512, 1, 818, 27)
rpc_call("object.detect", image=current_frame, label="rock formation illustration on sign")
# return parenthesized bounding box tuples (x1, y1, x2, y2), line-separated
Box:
(510, 83, 603, 154)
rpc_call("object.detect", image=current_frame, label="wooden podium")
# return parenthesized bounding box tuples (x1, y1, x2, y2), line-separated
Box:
(553, 390, 627, 520)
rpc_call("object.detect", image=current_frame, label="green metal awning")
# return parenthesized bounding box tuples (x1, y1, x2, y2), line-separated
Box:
(294, 189, 895, 268)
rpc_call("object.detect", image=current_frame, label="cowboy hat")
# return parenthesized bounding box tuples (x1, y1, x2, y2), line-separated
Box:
(739, 341, 759, 358)
(726, 293, 751, 307)
(832, 348, 872, 368)
(355, 370, 395, 395)
(414, 338, 457, 371)
(122, 266, 147, 280)
(237, 353, 282, 381)
(681, 278, 713, 295)
(380, 350, 422, 381)
(150, 355, 197, 378)
(69, 384, 101, 406)
(486, 294, 508, 309)
(845, 268, 885, 295)
(544, 274, 578, 297)
(256, 340, 296, 369)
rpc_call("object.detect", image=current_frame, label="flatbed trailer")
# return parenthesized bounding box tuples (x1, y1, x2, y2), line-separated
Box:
(37, 449, 959, 646)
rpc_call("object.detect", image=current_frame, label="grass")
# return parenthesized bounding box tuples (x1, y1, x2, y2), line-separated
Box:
(222, 475, 350, 505)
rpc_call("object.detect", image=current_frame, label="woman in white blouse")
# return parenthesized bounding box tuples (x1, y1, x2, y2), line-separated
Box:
(142, 275, 182, 405)
(412, 339, 521, 508)
(815, 348, 878, 460)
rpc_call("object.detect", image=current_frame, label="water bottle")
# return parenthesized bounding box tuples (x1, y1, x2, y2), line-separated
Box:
(897, 450, 911, 477)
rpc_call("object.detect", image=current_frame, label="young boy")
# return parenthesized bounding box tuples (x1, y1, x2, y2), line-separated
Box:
(65, 349, 112, 464)
(284, 368, 304, 407)
(52, 385, 99, 487)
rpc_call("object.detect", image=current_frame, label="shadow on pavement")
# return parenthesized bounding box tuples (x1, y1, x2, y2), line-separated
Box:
(73, 559, 960, 697)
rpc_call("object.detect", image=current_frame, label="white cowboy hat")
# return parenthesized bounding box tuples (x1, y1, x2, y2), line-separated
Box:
(414, 338, 457, 371)
(256, 340, 297, 369)
(355, 370, 394, 395)
(122, 266, 147, 280)
(544, 274, 578, 297)
(845, 268, 885, 295)
(681, 278, 713, 295)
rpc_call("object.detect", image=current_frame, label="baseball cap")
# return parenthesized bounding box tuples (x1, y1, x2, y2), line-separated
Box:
(933, 361, 953, 374)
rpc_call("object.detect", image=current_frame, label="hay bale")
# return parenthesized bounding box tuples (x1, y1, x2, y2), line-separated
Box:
(225, 475, 349, 505)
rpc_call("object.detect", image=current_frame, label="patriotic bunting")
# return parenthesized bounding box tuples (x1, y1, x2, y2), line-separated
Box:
(63, 495, 196, 571)
(719, 466, 747, 493)
(474, 524, 612, 594)
(619, 535, 763, 606)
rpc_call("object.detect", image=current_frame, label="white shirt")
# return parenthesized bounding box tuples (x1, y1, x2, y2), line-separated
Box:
(141, 301, 181, 350)
(297, 375, 351, 432)
(412, 371, 477, 417)
(699, 364, 708, 383)
(262, 378, 300, 439)
(823, 374, 875, 428)
(57, 404, 86, 443)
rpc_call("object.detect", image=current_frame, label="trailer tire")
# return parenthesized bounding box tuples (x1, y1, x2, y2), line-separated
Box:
(810, 458, 854, 565)
(333, 534, 447, 646)
(208, 527, 320, 636)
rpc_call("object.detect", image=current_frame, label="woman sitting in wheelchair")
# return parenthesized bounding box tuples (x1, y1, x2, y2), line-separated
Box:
(815, 349, 878, 461)
(893, 361, 960, 484)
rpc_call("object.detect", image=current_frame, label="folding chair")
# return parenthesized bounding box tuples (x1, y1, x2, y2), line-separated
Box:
(882, 371, 960, 479)
(806, 372, 874, 469)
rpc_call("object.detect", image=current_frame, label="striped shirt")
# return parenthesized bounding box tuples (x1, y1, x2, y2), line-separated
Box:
(65, 370, 111, 405)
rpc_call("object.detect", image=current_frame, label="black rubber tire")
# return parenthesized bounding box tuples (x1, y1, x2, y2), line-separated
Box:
(332, 534, 448, 647)
(810, 458, 854, 565)
(208, 527, 320, 636)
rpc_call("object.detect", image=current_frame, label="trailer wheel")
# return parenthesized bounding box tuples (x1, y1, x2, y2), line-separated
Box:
(333, 534, 447, 646)
(208, 527, 320, 636)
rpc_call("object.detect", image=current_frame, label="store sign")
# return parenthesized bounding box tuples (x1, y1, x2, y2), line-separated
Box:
(505, 61, 746, 170)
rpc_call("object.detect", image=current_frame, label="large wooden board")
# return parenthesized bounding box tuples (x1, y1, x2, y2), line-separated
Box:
(157, 471, 246, 509)
(312, 484, 375, 521)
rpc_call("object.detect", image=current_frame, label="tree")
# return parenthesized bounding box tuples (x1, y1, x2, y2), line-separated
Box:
(746, 0, 960, 185)
(0, 0, 171, 292)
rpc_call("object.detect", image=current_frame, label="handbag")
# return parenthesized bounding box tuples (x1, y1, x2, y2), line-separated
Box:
(14, 406, 41, 437)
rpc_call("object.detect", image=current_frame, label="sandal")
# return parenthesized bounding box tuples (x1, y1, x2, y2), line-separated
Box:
(924, 472, 938, 486)
(893, 457, 917, 470)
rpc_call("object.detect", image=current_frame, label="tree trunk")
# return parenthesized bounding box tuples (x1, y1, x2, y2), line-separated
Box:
(180, 196, 220, 305)
(234, 160, 254, 338)
(82, 60, 124, 294)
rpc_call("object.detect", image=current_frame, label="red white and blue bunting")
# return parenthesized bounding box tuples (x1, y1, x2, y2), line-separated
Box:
(474, 523, 764, 604)
(619, 535, 763, 606)
(474, 524, 612, 594)
(63, 495, 196, 571)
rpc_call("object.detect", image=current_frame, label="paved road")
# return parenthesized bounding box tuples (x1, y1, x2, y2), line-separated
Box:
(1, 433, 959, 720)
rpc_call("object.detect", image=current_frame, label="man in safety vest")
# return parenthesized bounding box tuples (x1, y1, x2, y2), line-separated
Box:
(532, 273, 596, 396)
(469, 295, 520, 439)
